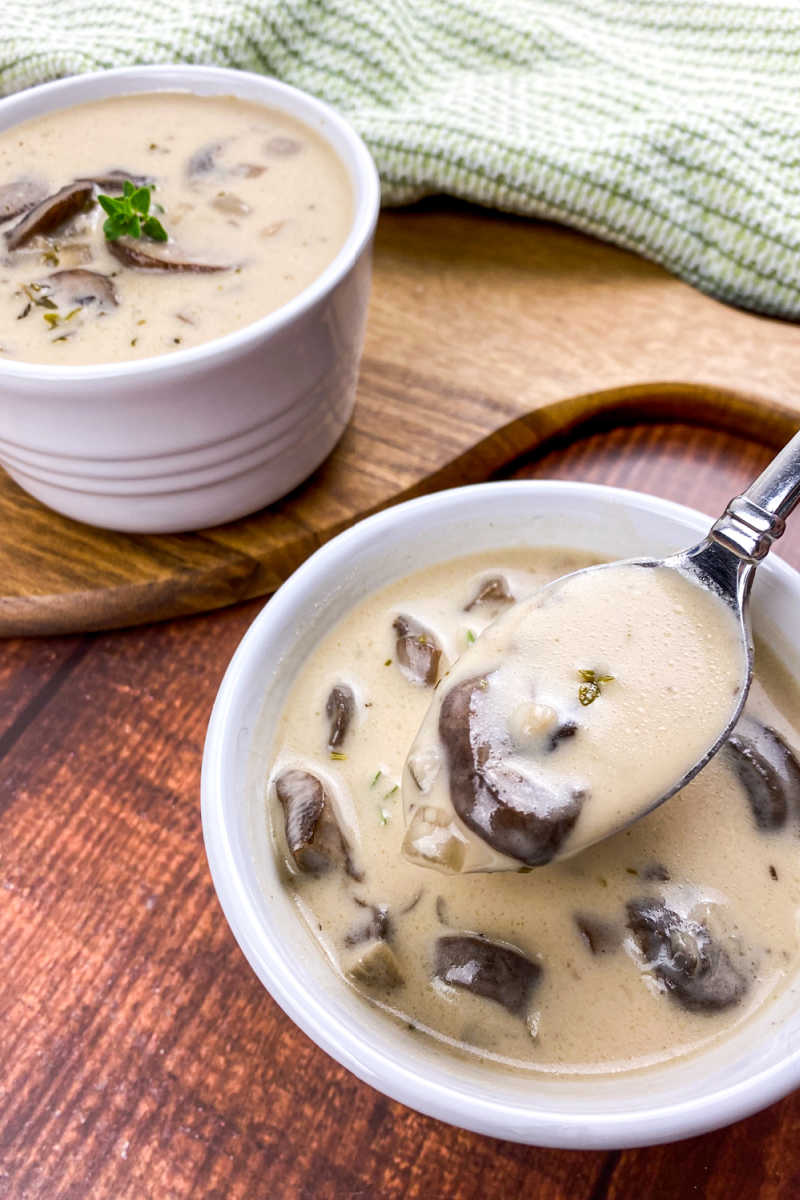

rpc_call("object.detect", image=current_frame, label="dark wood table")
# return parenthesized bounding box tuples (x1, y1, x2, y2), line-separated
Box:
(2, 212, 800, 1199)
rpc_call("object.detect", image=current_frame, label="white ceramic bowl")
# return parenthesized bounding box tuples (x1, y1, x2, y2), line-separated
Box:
(0, 65, 379, 532)
(202, 481, 800, 1148)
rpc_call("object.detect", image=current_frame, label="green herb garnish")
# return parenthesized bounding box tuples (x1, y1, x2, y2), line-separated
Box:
(329, 751, 347, 761)
(383, 784, 399, 800)
(370, 769, 383, 788)
(378, 807, 390, 826)
(98, 181, 168, 242)
(466, 629, 476, 644)
(578, 668, 615, 706)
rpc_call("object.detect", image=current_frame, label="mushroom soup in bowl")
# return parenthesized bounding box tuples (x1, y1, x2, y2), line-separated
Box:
(0, 91, 353, 364)
(202, 482, 800, 1148)
(0, 67, 379, 532)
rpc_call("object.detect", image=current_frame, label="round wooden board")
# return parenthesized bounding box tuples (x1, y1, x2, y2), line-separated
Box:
(4, 205, 800, 638)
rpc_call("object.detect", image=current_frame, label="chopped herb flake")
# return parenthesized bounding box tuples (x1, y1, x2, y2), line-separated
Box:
(578, 668, 615, 706)
(329, 751, 347, 761)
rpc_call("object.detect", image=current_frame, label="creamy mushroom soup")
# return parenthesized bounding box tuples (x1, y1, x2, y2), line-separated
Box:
(264, 548, 800, 1075)
(0, 92, 352, 364)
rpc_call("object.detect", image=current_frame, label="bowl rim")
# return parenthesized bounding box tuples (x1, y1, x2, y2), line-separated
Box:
(0, 63, 380, 384)
(201, 479, 800, 1148)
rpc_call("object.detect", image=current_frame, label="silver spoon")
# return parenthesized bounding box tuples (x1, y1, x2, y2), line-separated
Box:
(403, 430, 800, 872)
(603, 426, 800, 827)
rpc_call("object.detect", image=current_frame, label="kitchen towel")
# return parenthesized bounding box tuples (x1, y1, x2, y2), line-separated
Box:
(3, 0, 799, 317)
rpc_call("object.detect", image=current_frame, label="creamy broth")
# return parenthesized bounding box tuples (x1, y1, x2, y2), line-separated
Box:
(265, 549, 800, 1074)
(404, 563, 745, 871)
(0, 92, 352, 364)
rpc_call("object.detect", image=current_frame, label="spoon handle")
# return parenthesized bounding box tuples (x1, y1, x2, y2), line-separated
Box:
(710, 429, 800, 563)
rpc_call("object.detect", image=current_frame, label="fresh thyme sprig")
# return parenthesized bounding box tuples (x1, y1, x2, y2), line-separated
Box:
(98, 181, 168, 242)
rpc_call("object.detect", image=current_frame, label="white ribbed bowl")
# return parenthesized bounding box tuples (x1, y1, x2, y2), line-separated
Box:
(0, 66, 379, 532)
(202, 481, 800, 1149)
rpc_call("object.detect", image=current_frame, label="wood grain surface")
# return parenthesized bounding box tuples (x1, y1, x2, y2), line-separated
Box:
(1, 415, 799, 1200)
(3, 200, 800, 637)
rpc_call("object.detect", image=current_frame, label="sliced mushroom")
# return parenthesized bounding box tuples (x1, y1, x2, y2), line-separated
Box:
(727, 718, 800, 831)
(211, 192, 251, 217)
(641, 862, 671, 882)
(574, 913, 621, 955)
(345, 900, 392, 947)
(187, 140, 227, 177)
(433, 934, 541, 1017)
(346, 940, 404, 991)
(0, 179, 47, 223)
(393, 615, 441, 686)
(232, 162, 266, 178)
(5, 182, 94, 251)
(107, 238, 229, 273)
(326, 684, 355, 750)
(75, 170, 152, 191)
(548, 720, 578, 752)
(399, 889, 423, 915)
(464, 575, 514, 611)
(275, 768, 359, 878)
(438, 676, 584, 866)
(35, 269, 117, 312)
(626, 898, 747, 1013)
(265, 135, 301, 157)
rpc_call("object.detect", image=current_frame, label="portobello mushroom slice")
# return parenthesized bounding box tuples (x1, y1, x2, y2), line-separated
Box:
(35, 269, 117, 312)
(265, 135, 302, 157)
(393, 614, 441, 686)
(326, 683, 355, 750)
(433, 933, 541, 1017)
(439, 676, 584, 866)
(726, 717, 800, 831)
(187, 140, 227, 177)
(574, 913, 621, 955)
(0, 179, 47, 223)
(549, 720, 578, 751)
(345, 900, 392, 947)
(107, 238, 229, 273)
(641, 862, 671, 882)
(346, 940, 404, 991)
(464, 575, 514, 611)
(75, 169, 152, 191)
(275, 768, 360, 878)
(5, 182, 94, 251)
(626, 897, 747, 1013)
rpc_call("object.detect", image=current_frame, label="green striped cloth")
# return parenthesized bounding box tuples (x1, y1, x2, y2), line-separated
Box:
(3, 2, 799, 318)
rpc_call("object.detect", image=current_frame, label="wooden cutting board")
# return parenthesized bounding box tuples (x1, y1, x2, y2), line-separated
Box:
(3, 200, 799, 637)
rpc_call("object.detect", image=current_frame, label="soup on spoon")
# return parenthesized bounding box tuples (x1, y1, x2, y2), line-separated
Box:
(403, 430, 800, 872)
(401, 561, 745, 872)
